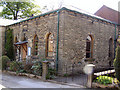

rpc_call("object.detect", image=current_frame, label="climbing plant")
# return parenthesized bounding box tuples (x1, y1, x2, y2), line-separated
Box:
(5, 28, 14, 60)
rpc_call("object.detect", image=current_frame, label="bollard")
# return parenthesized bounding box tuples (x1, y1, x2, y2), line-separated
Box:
(42, 60, 49, 81)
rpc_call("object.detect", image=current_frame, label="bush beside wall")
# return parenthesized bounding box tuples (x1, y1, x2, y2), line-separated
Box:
(0, 55, 10, 70)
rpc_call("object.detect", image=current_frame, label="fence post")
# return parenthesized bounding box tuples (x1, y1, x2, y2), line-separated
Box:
(42, 61, 49, 81)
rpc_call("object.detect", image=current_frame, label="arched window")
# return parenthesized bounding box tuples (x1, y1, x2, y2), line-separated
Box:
(33, 35, 38, 55)
(109, 38, 113, 58)
(46, 33, 54, 57)
(86, 35, 93, 58)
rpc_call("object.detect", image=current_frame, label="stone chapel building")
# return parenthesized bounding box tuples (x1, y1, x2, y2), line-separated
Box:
(1, 7, 119, 75)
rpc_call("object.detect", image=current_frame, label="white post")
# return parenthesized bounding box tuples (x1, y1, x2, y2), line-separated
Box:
(84, 64, 95, 88)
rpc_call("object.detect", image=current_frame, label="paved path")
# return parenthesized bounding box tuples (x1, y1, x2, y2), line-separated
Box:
(0, 73, 85, 88)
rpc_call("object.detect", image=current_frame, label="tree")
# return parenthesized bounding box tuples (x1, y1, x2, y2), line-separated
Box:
(0, 0, 41, 20)
(114, 46, 120, 82)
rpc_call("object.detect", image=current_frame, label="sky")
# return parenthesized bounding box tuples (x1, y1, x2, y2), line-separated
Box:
(0, 0, 119, 21)
(0, 0, 119, 14)
(34, 0, 120, 14)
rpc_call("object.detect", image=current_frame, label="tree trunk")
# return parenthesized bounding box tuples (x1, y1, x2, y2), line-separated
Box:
(14, 15, 17, 20)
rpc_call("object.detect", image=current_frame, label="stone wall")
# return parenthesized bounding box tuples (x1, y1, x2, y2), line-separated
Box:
(0, 26, 6, 57)
(8, 11, 60, 62)
(58, 10, 118, 75)
(6, 8, 118, 75)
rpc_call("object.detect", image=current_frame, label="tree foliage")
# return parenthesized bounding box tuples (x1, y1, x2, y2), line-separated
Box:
(0, 0, 41, 20)
(114, 46, 120, 82)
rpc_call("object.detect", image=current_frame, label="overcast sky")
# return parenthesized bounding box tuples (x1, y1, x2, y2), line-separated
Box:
(35, 0, 120, 14)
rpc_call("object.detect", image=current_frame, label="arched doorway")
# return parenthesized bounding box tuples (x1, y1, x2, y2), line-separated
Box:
(14, 33, 28, 61)
(21, 33, 27, 60)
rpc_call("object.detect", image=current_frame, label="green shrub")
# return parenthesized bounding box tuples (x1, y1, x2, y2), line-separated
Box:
(0, 56, 10, 70)
(31, 61, 42, 76)
(46, 68, 56, 79)
(114, 46, 120, 82)
(41, 58, 47, 61)
(63, 73, 69, 77)
(10, 61, 23, 72)
(94, 76, 113, 85)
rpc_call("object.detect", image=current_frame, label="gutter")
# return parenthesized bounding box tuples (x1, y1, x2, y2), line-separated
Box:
(56, 10, 60, 72)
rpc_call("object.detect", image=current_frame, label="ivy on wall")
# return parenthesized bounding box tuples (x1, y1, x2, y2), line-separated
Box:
(5, 28, 14, 60)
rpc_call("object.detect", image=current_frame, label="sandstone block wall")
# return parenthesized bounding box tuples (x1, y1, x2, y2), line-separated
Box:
(6, 8, 118, 75)
(58, 10, 118, 75)
(0, 26, 6, 57)
(8, 11, 60, 62)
